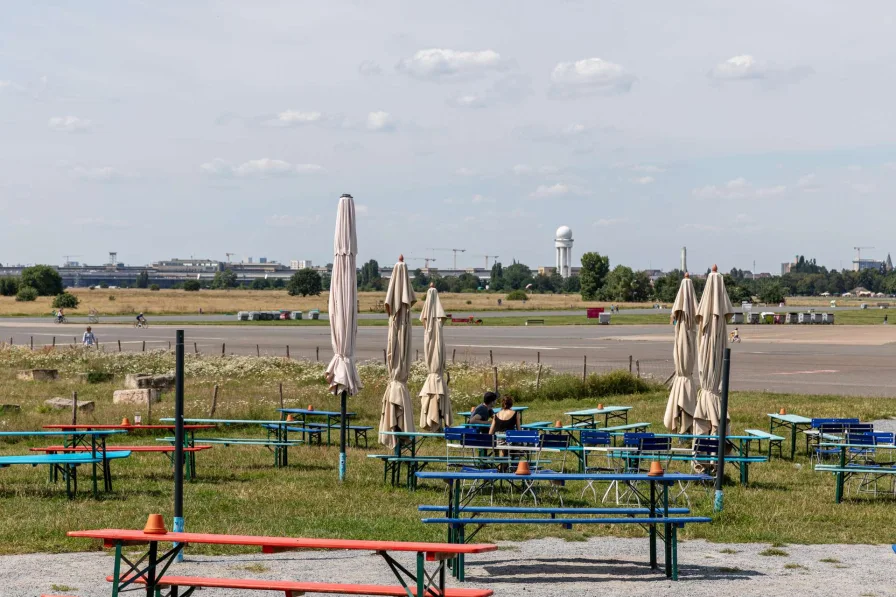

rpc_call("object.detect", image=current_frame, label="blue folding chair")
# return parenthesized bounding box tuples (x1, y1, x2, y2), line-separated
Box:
(579, 430, 615, 501)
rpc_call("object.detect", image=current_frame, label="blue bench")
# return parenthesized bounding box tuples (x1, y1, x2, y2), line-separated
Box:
(745, 429, 785, 458)
(262, 424, 323, 446)
(306, 423, 373, 448)
(0, 451, 131, 499)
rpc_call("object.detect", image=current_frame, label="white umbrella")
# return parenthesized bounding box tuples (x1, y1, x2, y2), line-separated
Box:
(694, 266, 734, 436)
(325, 194, 361, 481)
(419, 285, 451, 432)
(663, 273, 698, 433)
(379, 256, 416, 448)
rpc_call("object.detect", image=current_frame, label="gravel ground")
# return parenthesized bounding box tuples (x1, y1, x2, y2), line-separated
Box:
(4, 537, 893, 597)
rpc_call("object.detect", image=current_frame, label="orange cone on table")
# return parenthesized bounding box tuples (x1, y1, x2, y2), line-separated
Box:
(308, 405, 314, 411)
(597, 403, 604, 410)
(555, 420, 563, 428)
(143, 513, 167, 534)
(515, 460, 531, 475)
(647, 461, 664, 477)
(121, 417, 131, 426)
(286, 414, 295, 422)
(779, 408, 786, 415)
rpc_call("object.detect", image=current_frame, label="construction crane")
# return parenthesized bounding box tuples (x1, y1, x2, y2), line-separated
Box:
(62, 255, 82, 267)
(481, 254, 499, 269)
(406, 256, 437, 269)
(427, 248, 466, 270)
(854, 246, 875, 261)
(225, 253, 236, 263)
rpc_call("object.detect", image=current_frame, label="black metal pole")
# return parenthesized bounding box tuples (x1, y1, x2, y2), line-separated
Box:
(174, 330, 185, 557)
(339, 390, 347, 482)
(714, 347, 731, 512)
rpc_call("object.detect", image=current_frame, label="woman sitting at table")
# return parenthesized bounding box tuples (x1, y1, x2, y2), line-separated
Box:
(489, 395, 521, 435)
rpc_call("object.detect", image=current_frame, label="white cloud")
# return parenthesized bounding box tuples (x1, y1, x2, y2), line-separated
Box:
(755, 185, 786, 197)
(448, 94, 486, 109)
(735, 213, 754, 224)
(70, 166, 123, 182)
(201, 158, 323, 178)
(358, 61, 382, 76)
(632, 164, 665, 173)
(796, 173, 821, 193)
(471, 194, 494, 204)
(264, 214, 321, 228)
(397, 48, 506, 79)
(563, 123, 588, 136)
(549, 57, 636, 98)
(692, 177, 750, 199)
(530, 183, 584, 199)
(72, 217, 130, 229)
(48, 116, 92, 133)
(851, 182, 875, 194)
(883, 162, 896, 171)
(594, 217, 628, 227)
(631, 176, 654, 185)
(264, 110, 322, 127)
(366, 111, 395, 132)
(512, 164, 531, 175)
(455, 167, 476, 176)
(708, 55, 813, 86)
(0, 79, 25, 93)
(355, 204, 369, 215)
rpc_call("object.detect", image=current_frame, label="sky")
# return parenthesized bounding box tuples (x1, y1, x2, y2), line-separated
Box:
(2, 1, 896, 274)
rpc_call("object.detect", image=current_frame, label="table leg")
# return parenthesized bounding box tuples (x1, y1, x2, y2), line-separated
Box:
(671, 525, 679, 580)
(741, 439, 749, 486)
(111, 541, 123, 597)
(649, 481, 657, 569)
(663, 482, 671, 578)
(145, 540, 158, 597)
(416, 552, 425, 597)
(790, 423, 797, 460)
(836, 446, 846, 503)
(91, 435, 99, 498)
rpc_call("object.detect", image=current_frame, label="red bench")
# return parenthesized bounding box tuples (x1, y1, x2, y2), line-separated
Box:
(32, 445, 211, 453)
(70, 528, 497, 597)
(450, 317, 482, 325)
(112, 575, 493, 596)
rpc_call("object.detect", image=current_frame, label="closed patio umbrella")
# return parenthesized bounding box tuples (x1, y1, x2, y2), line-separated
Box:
(325, 194, 362, 481)
(419, 285, 451, 432)
(694, 265, 734, 436)
(379, 256, 416, 448)
(664, 273, 698, 434)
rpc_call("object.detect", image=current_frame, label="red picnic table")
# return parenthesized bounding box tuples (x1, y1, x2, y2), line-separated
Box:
(69, 528, 495, 597)
(43, 424, 216, 480)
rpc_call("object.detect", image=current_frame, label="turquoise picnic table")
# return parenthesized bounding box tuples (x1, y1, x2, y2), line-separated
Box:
(565, 405, 631, 428)
(160, 418, 302, 467)
(816, 442, 896, 502)
(277, 408, 357, 446)
(767, 413, 812, 459)
(459, 406, 528, 424)
(376, 431, 445, 487)
(0, 429, 129, 498)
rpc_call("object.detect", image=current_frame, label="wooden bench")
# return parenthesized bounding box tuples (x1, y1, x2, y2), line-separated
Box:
(113, 575, 493, 596)
(745, 429, 785, 458)
(525, 319, 545, 326)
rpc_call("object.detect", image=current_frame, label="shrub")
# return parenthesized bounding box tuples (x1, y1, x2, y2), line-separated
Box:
(149, 284, 160, 291)
(466, 300, 472, 305)
(183, 280, 201, 292)
(20, 265, 64, 296)
(0, 277, 19, 297)
(99, 283, 109, 289)
(516, 370, 662, 402)
(506, 290, 528, 301)
(86, 371, 114, 383)
(52, 292, 80, 309)
(108, 295, 116, 301)
(15, 286, 38, 302)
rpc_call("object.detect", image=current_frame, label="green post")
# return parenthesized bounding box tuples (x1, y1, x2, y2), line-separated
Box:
(111, 541, 122, 597)
(790, 423, 797, 460)
(416, 551, 425, 597)
(835, 445, 846, 503)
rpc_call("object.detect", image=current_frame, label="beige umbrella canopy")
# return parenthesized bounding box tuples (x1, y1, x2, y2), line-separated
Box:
(419, 286, 451, 432)
(379, 256, 417, 449)
(664, 273, 698, 433)
(694, 266, 734, 435)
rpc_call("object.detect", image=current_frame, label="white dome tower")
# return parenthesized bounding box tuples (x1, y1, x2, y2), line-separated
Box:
(554, 226, 574, 278)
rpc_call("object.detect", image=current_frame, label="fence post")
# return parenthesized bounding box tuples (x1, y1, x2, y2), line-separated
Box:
(256, 344, 260, 357)
(489, 350, 493, 365)
(383, 348, 387, 366)
(118, 340, 122, 352)
(279, 382, 284, 410)
(222, 343, 226, 356)
(9, 337, 12, 346)
(286, 345, 290, 359)
(629, 355, 633, 373)
(583, 355, 587, 382)
(71, 391, 78, 425)
(142, 340, 146, 352)
(209, 384, 219, 417)
(452, 348, 456, 364)
(194, 342, 198, 354)
(30, 336, 33, 350)
(53, 336, 56, 348)
(492, 366, 499, 395)
(636, 360, 641, 378)
(536, 364, 542, 392)
(316, 346, 320, 362)
(168, 341, 172, 350)
(416, 349, 419, 361)
(537, 351, 540, 364)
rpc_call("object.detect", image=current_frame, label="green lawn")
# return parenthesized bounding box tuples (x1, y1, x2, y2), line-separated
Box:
(0, 349, 894, 555)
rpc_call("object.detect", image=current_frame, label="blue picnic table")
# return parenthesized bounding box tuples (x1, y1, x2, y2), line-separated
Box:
(417, 470, 712, 581)
(816, 441, 896, 502)
(565, 405, 631, 427)
(161, 418, 303, 467)
(767, 412, 812, 459)
(0, 429, 129, 498)
(277, 408, 357, 446)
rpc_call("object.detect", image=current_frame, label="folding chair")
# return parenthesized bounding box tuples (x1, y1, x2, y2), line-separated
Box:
(459, 433, 497, 502)
(578, 430, 615, 501)
(812, 423, 846, 464)
(504, 430, 542, 504)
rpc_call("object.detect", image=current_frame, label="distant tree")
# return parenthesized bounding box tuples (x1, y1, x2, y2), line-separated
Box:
(412, 268, 430, 290)
(0, 277, 19, 297)
(149, 284, 160, 291)
(502, 261, 533, 290)
(250, 278, 270, 290)
(52, 292, 80, 309)
(99, 282, 109, 289)
(270, 278, 285, 289)
(211, 268, 238, 289)
(135, 270, 150, 289)
(562, 275, 581, 293)
(489, 262, 504, 291)
(531, 273, 556, 293)
(287, 269, 322, 296)
(579, 252, 610, 300)
(15, 286, 38, 302)
(455, 272, 481, 292)
(506, 290, 528, 301)
(20, 265, 63, 296)
(359, 259, 381, 289)
(723, 275, 752, 304)
(320, 274, 331, 291)
(183, 280, 201, 292)
(758, 282, 786, 304)
(602, 265, 650, 302)
(652, 271, 683, 303)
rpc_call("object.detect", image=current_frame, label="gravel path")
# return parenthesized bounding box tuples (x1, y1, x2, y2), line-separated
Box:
(4, 537, 893, 597)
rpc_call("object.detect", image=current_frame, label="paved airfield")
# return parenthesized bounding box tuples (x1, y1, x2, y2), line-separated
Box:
(3, 321, 896, 397)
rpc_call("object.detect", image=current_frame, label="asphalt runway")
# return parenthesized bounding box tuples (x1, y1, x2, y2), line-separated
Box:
(3, 321, 895, 398)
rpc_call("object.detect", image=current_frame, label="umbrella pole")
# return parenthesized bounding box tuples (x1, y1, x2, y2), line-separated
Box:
(174, 329, 185, 560)
(713, 347, 732, 512)
(339, 390, 348, 482)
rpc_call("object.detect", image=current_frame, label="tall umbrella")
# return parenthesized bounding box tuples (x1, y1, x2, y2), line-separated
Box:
(326, 194, 362, 482)
(694, 265, 734, 436)
(379, 256, 416, 449)
(664, 273, 698, 433)
(419, 285, 451, 432)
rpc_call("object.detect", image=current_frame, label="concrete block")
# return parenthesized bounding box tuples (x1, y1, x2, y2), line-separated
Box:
(44, 398, 95, 413)
(113, 389, 161, 405)
(17, 369, 59, 382)
(125, 374, 175, 391)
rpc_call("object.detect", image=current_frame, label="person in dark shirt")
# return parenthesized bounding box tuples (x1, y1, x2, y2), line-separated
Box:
(469, 392, 498, 424)
(490, 395, 521, 435)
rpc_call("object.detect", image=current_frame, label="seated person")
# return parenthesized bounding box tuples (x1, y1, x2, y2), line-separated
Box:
(469, 391, 497, 425)
(489, 395, 521, 435)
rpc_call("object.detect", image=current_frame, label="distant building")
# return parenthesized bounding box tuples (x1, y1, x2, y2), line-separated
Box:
(538, 266, 558, 276)
(853, 259, 885, 272)
(554, 226, 574, 278)
(290, 260, 313, 270)
(259, 257, 267, 264)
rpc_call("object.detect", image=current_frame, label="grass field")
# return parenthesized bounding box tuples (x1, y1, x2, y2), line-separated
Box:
(1, 347, 895, 555)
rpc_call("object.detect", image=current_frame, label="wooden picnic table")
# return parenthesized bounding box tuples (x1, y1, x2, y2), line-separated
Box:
(278, 408, 357, 445)
(767, 412, 812, 459)
(417, 470, 711, 581)
(68, 528, 497, 597)
(565, 405, 632, 428)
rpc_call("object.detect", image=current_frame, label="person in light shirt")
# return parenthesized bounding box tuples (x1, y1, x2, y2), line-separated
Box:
(82, 326, 96, 347)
